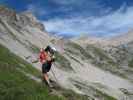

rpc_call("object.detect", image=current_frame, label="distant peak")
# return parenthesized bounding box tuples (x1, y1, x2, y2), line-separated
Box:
(0, 5, 16, 20)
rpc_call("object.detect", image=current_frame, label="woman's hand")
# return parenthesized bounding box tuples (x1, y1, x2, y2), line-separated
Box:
(42, 60, 46, 64)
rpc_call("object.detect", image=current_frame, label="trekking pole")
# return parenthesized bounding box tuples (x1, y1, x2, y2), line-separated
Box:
(51, 63, 59, 84)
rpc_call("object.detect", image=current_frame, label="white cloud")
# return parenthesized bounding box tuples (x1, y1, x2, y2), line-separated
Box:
(43, 5, 133, 38)
(51, 0, 76, 5)
(25, 0, 105, 19)
(52, 0, 102, 7)
(51, 0, 105, 14)
(26, 4, 47, 16)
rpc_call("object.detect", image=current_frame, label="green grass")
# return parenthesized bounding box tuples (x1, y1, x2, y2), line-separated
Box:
(0, 44, 89, 100)
(86, 44, 117, 66)
(0, 65, 63, 100)
(26, 41, 40, 53)
(0, 44, 40, 77)
(61, 90, 89, 100)
(66, 42, 117, 68)
(93, 88, 117, 100)
(72, 80, 117, 100)
(128, 58, 133, 68)
(66, 42, 92, 60)
(86, 44, 119, 69)
(0, 44, 64, 100)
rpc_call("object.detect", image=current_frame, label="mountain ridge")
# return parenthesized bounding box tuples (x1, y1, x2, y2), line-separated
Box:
(0, 6, 133, 100)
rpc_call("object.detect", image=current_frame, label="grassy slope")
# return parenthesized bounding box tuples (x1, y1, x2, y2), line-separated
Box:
(0, 44, 64, 100)
(0, 44, 90, 100)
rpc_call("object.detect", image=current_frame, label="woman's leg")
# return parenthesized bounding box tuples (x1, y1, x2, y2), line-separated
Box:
(42, 63, 48, 83)
(43, 73, 53, 88)
(42, 63, 53, 87)
(43, 73, 50, 85)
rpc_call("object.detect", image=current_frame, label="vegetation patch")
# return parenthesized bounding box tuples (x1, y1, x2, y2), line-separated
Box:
(29, 43, 40, 53)
(0, 44, 64, 100)
(55, 52, 74, 71)
(72, 80, 117, 100)
(65, 52, 84, 66)
(0, 43, 91, 100)
(66, 42, 92, 60)
(86, 44, 117, 66)
(128, 58, 133, 68)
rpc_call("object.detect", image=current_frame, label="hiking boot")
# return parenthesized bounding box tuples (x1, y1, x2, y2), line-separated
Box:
(42, 79, 49, 86)
(42, 79, 53, 88)
(48, 83, 54, 88)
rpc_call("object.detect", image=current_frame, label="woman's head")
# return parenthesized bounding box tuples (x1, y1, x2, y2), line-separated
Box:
(45, 45, 56, 54)
(45, 45, 51, 52)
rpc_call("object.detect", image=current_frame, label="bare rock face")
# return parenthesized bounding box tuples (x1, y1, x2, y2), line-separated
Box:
(19, 12, 45, 31)
(108, 31, 133, 46)
(0, 6, 45, 31)
(0, 6, 51, 57)
(0, 6, 133, 100)
(0, 5, 17, 21)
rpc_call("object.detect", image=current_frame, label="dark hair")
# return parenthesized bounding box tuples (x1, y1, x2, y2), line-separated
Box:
(44, 45, 54, 54)
(45, 45, 51, 52)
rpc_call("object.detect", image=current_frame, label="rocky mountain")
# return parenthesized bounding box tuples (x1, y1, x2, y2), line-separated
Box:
(108, 31, 133, 46)
(0, 6, 133, 100)
(0, 5, 53, 60)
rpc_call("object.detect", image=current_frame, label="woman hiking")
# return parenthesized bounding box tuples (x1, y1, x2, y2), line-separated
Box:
(39, 45, 56, 88)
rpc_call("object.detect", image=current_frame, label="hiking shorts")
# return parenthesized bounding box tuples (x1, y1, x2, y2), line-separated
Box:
(42, 62, 51, 74)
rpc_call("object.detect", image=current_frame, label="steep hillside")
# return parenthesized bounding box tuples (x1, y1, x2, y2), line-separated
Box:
(0, 6, 133, 100)
(0, 5, 52, 59)
(0, 43, 91, 100)
(0, 43, 61, 100)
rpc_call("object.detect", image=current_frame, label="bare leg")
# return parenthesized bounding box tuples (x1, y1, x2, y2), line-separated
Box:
(43, 73, 50, 85)
(42, 73, 53, 88)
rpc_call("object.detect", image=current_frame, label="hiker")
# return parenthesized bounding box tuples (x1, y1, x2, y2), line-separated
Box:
(39, 45, 56, 88)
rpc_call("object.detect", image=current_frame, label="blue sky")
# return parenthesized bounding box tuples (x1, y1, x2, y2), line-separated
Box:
(1, 0, 133, 38)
